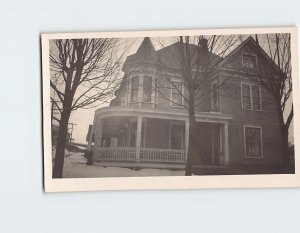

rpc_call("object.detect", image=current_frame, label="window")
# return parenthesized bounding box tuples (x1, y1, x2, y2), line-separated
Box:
(241, 83, 261, 111)
(211, 81, 219, 111)
(244, 126, 262, 158)
(242, 83, 251, 110)
(171, 81, 183, 107)
(143, 76, 152, 102)
(243, 54, 257, 69)
(252, 85, 261, 110)
(131, 76, 139, 102)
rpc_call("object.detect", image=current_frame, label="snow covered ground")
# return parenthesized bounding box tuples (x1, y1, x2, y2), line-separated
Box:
(61, 152, 185, 178)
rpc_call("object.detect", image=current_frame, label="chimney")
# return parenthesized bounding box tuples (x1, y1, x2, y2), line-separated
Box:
(200, 38, 208, 52)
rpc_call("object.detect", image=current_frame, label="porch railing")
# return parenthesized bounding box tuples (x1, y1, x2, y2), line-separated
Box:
(140, 148, 185, 163)
(94, 147, 186, 164)
(94, 147, 136, 161)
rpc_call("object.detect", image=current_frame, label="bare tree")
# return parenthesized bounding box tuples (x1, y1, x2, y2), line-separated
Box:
(157, 35, 239, 175)
(49, 38, 124, 178)
(255, 33, 293, 169)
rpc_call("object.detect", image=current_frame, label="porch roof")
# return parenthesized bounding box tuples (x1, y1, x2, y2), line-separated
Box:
(95, 106, 233, 123)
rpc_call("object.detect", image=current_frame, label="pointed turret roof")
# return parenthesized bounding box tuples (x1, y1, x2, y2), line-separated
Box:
(135, 37, 155, 57)
(123, 37, 159, 68)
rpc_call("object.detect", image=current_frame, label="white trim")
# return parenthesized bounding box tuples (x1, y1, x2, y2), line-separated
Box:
(95, 106, 233, 123)
(241, 82, 262, 111)
(243, 125, 263, 159)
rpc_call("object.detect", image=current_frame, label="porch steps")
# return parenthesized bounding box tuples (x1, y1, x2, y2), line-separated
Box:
(192, 165, 231, 175)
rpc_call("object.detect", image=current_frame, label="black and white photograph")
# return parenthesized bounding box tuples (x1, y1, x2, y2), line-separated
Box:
(42, 27, 299, 191)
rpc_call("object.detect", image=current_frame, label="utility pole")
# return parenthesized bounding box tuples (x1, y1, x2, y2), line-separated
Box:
(68, 123, 77, 144)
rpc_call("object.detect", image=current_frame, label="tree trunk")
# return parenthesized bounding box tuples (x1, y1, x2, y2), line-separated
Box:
(281, 124, 290, 172)
(185, 87, 196, 176)
(276, 101, 291, 172)
(52, 106, 71, 178)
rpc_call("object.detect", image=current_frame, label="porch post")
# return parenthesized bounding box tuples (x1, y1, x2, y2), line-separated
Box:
(93, 119, 103, 162)
(88, 116, 96, 150)
(223, 122, 229, 165)
(136, 116, 143, 162)
(87, 122, 94, 150)
(185, 120, 190, 162)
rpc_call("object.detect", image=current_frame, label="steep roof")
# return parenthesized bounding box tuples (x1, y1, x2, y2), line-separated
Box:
(124, 38, 223, 71)
(156, 42, 223, 70)
(125, 37, 159, 65)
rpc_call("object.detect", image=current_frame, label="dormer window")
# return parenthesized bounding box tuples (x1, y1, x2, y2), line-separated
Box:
(242, 54, 257, 69)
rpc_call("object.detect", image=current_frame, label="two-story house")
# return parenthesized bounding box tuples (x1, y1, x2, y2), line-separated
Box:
(87, 36, 286, 173)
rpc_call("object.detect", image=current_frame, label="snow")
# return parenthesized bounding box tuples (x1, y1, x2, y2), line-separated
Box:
(73, 145, 87, 150)
(61, 152, 185, 178)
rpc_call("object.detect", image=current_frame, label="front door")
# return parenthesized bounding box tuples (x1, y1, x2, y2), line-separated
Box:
(212, 124, 221, 165)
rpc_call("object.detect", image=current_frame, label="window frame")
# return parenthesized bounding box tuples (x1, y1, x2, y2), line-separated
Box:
(242, 53, 257, 70)
(244, 125, 263, 159)
(241, 82, 262, 111)
(170, 79, 184, 108)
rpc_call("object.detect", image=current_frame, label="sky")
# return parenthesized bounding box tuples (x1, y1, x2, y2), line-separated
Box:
(69, 38, 144, 143)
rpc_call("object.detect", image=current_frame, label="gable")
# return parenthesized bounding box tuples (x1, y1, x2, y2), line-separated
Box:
(217, 37, 282, 77)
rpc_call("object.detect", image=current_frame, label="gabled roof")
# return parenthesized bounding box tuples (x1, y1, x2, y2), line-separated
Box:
(156, 42, 223, 69)
(216, 36, 284, 76)
(123, 36, 283, 77)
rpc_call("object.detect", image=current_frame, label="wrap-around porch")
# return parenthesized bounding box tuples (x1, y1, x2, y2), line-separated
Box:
(88, 108, 231, 168)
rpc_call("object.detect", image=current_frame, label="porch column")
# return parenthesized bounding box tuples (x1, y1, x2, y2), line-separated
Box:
(223, 122, 229, 165)
(135, 116, 143, 162)
(87, 123, 94, 150)
(185, 120, 190, 162)
(93, 119, 103, 162)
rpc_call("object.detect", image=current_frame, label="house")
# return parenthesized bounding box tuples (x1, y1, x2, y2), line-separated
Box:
(87, 36, 287, 174)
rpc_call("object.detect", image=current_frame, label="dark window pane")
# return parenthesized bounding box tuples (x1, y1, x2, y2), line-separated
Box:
(131, 77, 139, 102)
(170, 124, 184, 149)
(143, 76, 152, 102)
(243, 54, 256, 69)
(242, 84, 251, 109)
(252, 85, 261, 110)
(245, 127, 261, 158)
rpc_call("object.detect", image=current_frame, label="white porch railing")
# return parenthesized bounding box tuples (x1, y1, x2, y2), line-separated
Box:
(95, 147, 136, 161)
(94, 147, 186, 164)
(140, 148, 185, 163)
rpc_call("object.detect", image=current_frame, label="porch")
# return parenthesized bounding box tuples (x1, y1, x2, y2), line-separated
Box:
(88, 107, 231, 168)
